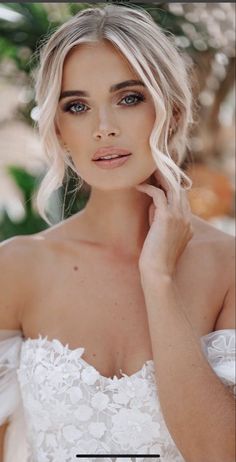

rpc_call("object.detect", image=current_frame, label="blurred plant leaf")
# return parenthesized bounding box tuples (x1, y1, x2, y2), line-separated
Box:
(0, 165, 48, 239)
(0, 3, 59, 68)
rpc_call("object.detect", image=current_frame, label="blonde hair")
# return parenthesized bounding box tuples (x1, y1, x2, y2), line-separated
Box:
(34, 3, 193, 225)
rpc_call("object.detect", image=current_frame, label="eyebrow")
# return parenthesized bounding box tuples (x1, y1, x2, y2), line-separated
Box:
(59, 79, 145, 101)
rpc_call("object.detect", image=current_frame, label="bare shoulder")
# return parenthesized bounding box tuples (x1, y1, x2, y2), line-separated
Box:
(191, 217, 235, 331)
(191, 214, 235, 285)
(191, 214, 234, 248)
(0, 234, 42, 330)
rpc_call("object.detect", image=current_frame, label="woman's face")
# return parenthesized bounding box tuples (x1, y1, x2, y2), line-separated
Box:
(56, 40, 157, 190)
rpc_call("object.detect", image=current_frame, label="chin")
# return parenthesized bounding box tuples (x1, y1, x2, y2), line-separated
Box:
(87, 170, 155, 191)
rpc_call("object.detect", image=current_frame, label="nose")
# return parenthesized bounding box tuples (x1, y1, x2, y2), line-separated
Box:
(93, 127, 120, 140)
(92, 111, 120, 140)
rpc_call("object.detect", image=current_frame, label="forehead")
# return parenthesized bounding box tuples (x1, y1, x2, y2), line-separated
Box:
(61, 40, 138, 90)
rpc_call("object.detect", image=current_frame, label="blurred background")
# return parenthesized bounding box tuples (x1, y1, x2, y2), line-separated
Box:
(0, 2, 235, 241)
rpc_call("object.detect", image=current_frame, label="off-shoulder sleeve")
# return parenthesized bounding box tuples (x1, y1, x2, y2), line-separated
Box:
(200, 329, 236, 397)
(0, 329, 29, 462)
(0, 329, 23, 425)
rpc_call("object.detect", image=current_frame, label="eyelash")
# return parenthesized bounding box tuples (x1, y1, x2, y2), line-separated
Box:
(62, 92, 146, 115)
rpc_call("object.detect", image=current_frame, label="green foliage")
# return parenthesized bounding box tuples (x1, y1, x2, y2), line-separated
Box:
(0, 166, 48, 240)
(0, 3, 59, 72)
(61, 169, 91, 219)
(0, 165, 90, 241)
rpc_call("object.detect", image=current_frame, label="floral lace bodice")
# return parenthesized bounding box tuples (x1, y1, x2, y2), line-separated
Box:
(0, 329, 235, 462)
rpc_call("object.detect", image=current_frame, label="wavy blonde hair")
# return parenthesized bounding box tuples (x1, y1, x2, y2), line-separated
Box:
(34, 3, 193, 225)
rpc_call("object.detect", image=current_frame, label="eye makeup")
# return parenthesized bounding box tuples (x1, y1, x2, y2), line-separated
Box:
(61, 91, 146, 115)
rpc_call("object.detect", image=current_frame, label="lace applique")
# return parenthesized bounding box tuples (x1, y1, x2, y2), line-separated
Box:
(17, 335, 185, 462)
(201, 329, 236, 396)
(2, 329, 235, 462)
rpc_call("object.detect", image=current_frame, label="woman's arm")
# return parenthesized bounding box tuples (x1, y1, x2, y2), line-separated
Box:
(141, 274, 235, 462)
(135, 171, 235, 462)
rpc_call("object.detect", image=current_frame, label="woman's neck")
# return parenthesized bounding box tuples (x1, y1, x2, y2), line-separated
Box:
(80, 186, 153, 259)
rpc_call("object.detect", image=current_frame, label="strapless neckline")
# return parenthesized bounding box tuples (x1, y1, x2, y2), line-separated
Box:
(20, 329, 235, 382)
(22, 334, 155, 382)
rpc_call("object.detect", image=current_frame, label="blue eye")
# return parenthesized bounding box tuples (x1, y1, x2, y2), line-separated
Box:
(120, 93, 145, 106)
(62, 92, 145, 115)
(64, 102, 88, 114)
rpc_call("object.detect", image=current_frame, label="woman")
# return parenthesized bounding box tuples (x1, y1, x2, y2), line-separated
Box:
(0, 4, 235, 462)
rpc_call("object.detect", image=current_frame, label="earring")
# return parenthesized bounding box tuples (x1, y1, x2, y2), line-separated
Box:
(63, 145, 84, 188)
(63, 144, 74, 164)
(63, 143, 69, 154)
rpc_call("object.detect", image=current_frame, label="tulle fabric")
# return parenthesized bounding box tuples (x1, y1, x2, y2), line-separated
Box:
(0, 328, 235, 462)
(0, 330, 29, 462)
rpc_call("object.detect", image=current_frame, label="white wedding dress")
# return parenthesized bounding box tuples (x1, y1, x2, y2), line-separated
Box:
(0, 328, 235, 462)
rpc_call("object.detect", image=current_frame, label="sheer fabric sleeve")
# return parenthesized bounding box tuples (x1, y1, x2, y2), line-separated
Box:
(0, 329, 29, 462)
(200, 329, 236, 397)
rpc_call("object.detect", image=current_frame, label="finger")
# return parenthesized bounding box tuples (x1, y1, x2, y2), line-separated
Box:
(153, 170, 174, 205)
(135, 183, 167, 211)
(148, 202, 155, 226)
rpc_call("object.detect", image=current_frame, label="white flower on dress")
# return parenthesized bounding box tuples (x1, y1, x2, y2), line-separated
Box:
(69, 386, 83, 404)
(51, 339, 68, 354)
(37, 450, 50, 462)
(50, 400, 71, 419)
(91, 391, 110, 410)
(51, 446, 70, 462)
(130, 388, 159, 410)
(30, 409, 52, 432)
(73, 437, 100, 454)
(75, 404, 94, 421)
(16, 337, 190, 462)
(22, 346, 36, 363)
(111, 408, 160, 449)
(160, 442, 184, 461)
(35, 431, 45, 447)
(207, 333, 235, 363)
(45, 369, 65, 387)
(45, 433, 57, 448)
(62, 424, 83, 442)
(39, 383, 55, 403)
(131, 376, 150, 398)
(81, 366, 100, 385)
(111, 375, 153, 408)
(71, 441, 114, 461)
(113, 390, 130, 405)
(33, 364, 48, 383)
(88, 422, 107, 438)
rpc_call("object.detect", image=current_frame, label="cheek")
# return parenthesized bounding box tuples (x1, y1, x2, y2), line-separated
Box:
(134, 115, 155, 147)
(129, 107, 155, 137)
(58, 116, 88, 147)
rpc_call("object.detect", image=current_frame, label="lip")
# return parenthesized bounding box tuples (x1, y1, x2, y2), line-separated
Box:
(93, 154, 131, 169)
(92, 146, 131, 161)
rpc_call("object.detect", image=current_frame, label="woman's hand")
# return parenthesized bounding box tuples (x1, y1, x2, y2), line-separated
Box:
(136, 170, 194, 281)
